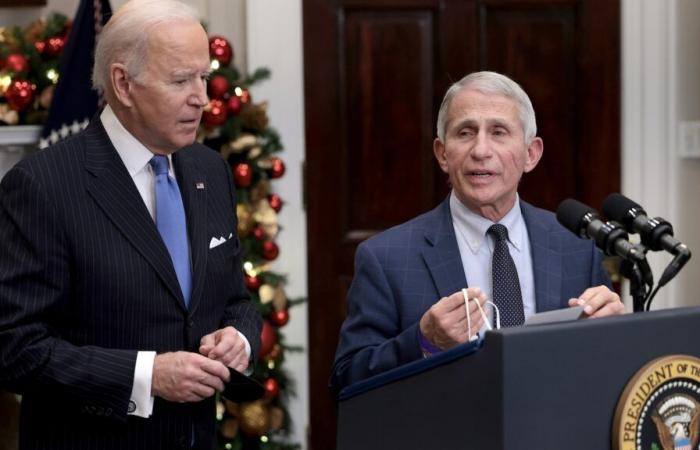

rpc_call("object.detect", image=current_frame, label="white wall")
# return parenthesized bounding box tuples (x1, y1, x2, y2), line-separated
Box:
(622, 0, 700, 310)
(246, 2, 308, 446)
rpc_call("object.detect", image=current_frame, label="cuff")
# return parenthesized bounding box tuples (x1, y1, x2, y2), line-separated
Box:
(237, 330, 254, 376)
(128, 351, 156, 418)
(418, 328, 442, 357)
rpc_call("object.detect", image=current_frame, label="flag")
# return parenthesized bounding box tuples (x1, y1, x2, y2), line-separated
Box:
(39, 0, 112, 149)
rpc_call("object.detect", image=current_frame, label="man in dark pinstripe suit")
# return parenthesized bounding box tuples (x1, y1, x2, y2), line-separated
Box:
(0, 1, 261, 449)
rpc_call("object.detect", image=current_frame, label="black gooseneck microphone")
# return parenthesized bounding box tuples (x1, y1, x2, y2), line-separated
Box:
(556, 198, 646, 264)
(602, 193, 691, 293)
(557, 198, 653, 312)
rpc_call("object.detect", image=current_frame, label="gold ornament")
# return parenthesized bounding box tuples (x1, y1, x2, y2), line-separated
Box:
(237, 203, 255, 237)
(257, 157, 273, 170)
(220, 417, 239, 439)
(221, 133, 258, 160)
(262, 222, 279, 240)
(258, 284, 275, 304)
(238, 400, 270, 436)
(249, 180, 270, 203)
(248, 146, 263, 159)
(269, 406, 285, 431)
(23, 18, 46, 43)
(240, 101, 269, 130)
(272, 285, 288, 311)
(0, 104, 19, 125)
(253, 199, 277, 224)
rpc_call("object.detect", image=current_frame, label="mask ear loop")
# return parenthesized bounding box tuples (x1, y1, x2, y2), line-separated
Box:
(484, 301, 501, 330)
(461, 289, 476, 341)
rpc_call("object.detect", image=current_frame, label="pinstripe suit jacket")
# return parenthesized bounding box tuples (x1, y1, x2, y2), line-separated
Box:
(330, 197, 610, 392)
(0, 118, 261, 450)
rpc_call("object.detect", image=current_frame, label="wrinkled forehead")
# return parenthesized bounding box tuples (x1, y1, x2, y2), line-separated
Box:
(447, 88, 521, 126)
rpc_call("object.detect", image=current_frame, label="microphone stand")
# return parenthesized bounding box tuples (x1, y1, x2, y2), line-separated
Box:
(620, 259, 647, 312)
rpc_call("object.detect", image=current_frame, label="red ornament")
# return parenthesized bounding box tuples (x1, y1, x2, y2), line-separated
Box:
(202, 99, 227, 127)
(245, 274, 262, 292)
(262, 241, 279, 261)
(209, 35, 233, 66)
(227, 95, 243, 115)
(5, 54, 29, 74)
(44, 36, 66, 58)
(34, 41, 46, 54)
(233, 163, 253, 187)
(263, 377, 280, 399)
(269, 309, 289, 327)
(259, 320, 277, 358)
(5, 80, 36, 112)
(253, 227, 265, 241)
(208, 74, 229, 99)
(269, 158, 286, 179)
(268, 194, 283, 213)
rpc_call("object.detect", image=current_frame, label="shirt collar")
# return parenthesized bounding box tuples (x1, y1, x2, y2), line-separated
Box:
(100, 105, 171, 177)
(449, 191, 525, 253)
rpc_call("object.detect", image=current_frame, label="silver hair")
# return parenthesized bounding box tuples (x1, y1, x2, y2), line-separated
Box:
(92, 0, 201, 97)
(435, 71, 537, 143)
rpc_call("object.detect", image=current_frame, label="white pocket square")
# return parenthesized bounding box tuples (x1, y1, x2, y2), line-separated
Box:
(209, 236, 227, 249)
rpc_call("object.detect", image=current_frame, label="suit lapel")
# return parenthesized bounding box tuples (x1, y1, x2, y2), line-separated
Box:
(83, 119, 187, 312)
(421, 198, 468, 298)
(521, 201, 562, 312)
(173, 148, 207, 315)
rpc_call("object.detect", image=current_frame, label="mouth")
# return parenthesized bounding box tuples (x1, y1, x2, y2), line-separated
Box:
(467, 170, 495, 178)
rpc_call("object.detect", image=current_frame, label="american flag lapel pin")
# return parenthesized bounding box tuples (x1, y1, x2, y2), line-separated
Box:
(196, 182, 205, 190)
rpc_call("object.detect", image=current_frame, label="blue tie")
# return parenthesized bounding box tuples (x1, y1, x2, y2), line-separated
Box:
(149, 155, 192, 308)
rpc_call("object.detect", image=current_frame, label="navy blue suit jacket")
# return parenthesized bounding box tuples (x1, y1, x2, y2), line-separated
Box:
(0, 118, 261, 450)
(331, 197, 610, 392)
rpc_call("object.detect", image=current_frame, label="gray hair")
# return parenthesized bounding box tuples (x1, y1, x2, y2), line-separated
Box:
(435, 71, 537, 143)
(92, 0, 201, 97)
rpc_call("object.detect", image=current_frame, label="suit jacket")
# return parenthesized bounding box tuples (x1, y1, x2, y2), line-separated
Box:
(330, 196, 610, 393)
(0, 118, 262, 450)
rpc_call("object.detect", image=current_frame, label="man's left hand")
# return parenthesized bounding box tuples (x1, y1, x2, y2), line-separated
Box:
(568, 285, 625, 318)
(199, 326, 249, 372)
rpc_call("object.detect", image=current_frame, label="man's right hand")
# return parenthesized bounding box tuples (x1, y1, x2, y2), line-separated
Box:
(419, 287, 488, 350)
(152, 352, 230, 403)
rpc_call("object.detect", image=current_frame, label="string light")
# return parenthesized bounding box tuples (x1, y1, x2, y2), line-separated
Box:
(210, 59, 220, 70)
(46, 69, 59, 84)
(260, 436, 269, 443)
(0, 75, 11, 93)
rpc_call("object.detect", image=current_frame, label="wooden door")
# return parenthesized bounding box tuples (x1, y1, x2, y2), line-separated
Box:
(303, 1, 619, 448)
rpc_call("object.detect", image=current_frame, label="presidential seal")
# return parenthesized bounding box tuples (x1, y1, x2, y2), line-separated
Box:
(613, 355, 700, 450)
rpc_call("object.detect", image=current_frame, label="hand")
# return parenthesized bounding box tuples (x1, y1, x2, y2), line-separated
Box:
(568, 285, 625, 318)
(199, 326, 249, 372)
(152, 351, 230, 403)
(419, 287, 487, 350)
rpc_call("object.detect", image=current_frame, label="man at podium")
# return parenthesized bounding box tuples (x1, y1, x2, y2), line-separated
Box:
(331, 71, 624, 393)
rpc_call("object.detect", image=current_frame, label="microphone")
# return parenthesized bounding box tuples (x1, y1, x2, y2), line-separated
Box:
(602, 193, 689, 255)
(602, 193, 691, 287)
(556, 198, 646, 264)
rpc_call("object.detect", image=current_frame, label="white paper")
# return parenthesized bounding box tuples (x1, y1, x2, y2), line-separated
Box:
(524, 305, 585, 326)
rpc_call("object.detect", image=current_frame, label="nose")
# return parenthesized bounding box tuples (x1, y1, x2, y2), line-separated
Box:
(470, 131, 492, 160)
(190, 78, 209, 107)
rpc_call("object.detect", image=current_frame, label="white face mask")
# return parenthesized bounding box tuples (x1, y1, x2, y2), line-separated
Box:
(463, 288, 501, 342)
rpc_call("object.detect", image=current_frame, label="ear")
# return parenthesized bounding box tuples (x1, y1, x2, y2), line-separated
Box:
(433, 138, 449, 174)
(523, 137, 543, 173)
(110, 63, 134, 108)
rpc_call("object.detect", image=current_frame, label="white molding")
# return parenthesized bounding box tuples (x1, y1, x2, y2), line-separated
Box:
(0, 126, 41, 146)
(621, 0, 677, 309)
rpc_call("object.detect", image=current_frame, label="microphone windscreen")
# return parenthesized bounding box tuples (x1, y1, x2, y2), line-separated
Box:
(556, 198, 596, 235)
(602, 193, 643, 224)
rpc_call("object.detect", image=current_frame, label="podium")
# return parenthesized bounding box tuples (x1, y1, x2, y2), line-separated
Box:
(337, 306, 700, 450)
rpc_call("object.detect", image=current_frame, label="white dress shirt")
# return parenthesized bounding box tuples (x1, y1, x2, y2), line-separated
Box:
(100, 106, 251, 418)
(449, 191, 536, 333)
